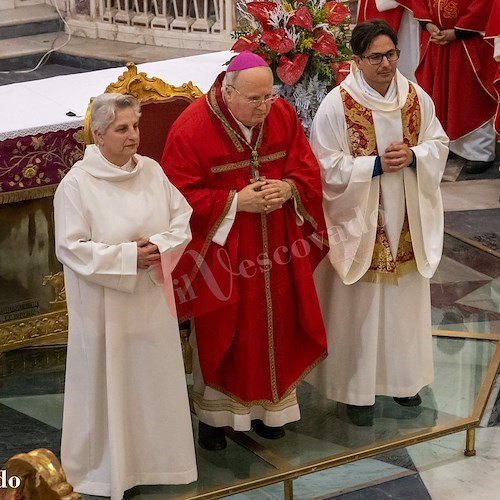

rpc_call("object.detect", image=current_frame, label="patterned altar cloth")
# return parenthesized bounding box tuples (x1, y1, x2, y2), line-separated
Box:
(0, 126, 85, 204)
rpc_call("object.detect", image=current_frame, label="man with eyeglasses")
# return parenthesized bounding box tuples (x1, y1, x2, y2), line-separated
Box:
(308, 20, 449, 419)
(161, 51, 328, 450)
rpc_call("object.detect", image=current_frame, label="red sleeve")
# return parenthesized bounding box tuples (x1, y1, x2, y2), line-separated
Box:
(486, 0, 500, 37)
(160, 98, 236, 318)
(411, 0, 433, 22)
(456, 0, 493, 31)
(357, 0, 405, 31)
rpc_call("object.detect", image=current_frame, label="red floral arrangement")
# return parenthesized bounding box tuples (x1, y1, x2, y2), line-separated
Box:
(231, 0, 352, 86)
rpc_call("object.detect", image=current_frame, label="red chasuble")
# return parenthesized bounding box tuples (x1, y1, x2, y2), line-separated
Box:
(161, 74, 328, 404)
(413, 0, 497, 140)
(357, 0, 404, 31)
(485, 0, 500, 136)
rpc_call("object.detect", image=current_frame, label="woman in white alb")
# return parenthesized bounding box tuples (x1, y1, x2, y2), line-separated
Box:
(54, 93, 196, 500)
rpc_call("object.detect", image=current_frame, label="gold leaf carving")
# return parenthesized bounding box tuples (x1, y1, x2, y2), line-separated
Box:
(2, 448, 80, 499)
(0, 310, 68, 353)
(83, 62, 203, 144)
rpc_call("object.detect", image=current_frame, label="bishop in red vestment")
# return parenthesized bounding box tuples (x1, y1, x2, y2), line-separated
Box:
(161, 52, 328, 450)
(413, 0, 497, 173)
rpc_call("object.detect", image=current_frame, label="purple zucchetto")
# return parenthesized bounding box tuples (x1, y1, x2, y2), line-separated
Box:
(226, 51, 268, 72)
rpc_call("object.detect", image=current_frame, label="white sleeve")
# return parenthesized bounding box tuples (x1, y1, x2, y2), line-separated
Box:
(149, 174, 193, 266)
(376, 0, 400, 11)
(405, 86, 449, 277)
(310, 90, 379, 284)
(54, 175, 139, 293)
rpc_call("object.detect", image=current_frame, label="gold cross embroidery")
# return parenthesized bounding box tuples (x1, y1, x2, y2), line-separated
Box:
(250, 150, 261, 183)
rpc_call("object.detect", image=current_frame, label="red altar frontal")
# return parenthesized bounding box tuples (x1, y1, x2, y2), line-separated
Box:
(0, 126, 85, 205)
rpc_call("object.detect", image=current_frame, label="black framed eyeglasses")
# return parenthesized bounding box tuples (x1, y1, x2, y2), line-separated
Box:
(227, 85, 279, 106)
(362, 49, 400, 65)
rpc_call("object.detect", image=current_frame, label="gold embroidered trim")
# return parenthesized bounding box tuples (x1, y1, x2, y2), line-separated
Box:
(260, 211, 279, 402)
(284, 179, 318, 230)
(191, 348, 328, 407)
(462, 41, 498, 101)
(310, 231, 329, 248)
(211, 151, 287, 174)
(190, 388, 298, 412)
(206, 88, 245, 152)
(401, 83, 421, 147)
(187, 190, 237, 288)
(341, 87, 378, 156)
(362, 259, 418, 285)
(363, 211, 416, 284)
(0, 185, 57, 205)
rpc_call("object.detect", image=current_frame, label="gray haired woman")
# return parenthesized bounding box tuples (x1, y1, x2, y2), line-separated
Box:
(54, 93, 196, 500)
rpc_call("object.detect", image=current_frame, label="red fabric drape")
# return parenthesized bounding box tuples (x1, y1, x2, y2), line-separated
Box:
(357, 0, 405, 31)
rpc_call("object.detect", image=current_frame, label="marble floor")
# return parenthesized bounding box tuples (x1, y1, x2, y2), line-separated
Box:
(0, 226, 499, 499)
(0, 39, 499, 499)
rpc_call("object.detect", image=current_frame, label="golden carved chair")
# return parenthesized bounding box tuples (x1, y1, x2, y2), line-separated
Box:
(83, 61, 203, 163)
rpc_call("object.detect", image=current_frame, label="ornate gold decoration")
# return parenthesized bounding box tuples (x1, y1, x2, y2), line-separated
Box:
(0, 309, 68, 353)
(0, 345, 66, 378)
(211, 151, 287, 174)
(0, 128, 85, 204)
(341, 87, 377, 157)
(1, 448, 80, 499)
(363, 212, 417, 285)
(42, 271, 67, 311)
(83, 62, 203, 144)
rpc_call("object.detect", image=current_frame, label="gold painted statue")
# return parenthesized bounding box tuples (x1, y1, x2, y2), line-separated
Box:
(0, 449, 80, 499)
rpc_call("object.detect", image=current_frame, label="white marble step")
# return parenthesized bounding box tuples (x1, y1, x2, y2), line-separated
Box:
(0, 4, 59, 27)
(0, 32, 213, 63)
(0, 32, 63, 59)
(0, 0, 48, 9)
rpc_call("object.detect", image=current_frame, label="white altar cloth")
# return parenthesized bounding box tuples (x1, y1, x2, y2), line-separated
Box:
(1, 50, 232, 141)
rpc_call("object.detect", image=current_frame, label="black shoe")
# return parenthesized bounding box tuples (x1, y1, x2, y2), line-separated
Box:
(393, 394, 422, 407)
(251, 419, 285, 439)
(198, 421, 227, 451)
(346, 404, 375, 427)
(464, 160, 494, 174)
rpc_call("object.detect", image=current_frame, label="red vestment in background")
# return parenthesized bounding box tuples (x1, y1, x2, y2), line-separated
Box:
(358, 0, 404, 30)
(161, 74, 328, 404)
(413, 0, 497, 140)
